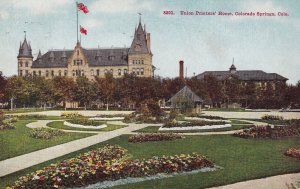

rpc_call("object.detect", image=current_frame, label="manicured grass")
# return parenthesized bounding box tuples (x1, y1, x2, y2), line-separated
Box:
(16, 115, 65, 120)
(229, 119, 253, 125)
(47, 121, 127, 131)
(203, 108, 254, 112)
(133, 124, 254, 133)
(246, 119, 299, 126)
(0, 120, 94, 161)
(1, 108, 46, 114)
(1, 135, 300, 189)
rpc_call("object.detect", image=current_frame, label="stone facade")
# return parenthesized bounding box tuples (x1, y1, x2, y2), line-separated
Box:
(17, 20, 154, 79)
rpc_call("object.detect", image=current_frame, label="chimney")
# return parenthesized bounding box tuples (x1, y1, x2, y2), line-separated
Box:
(146, 33, 151, 51)
(179, 60, 184, 80)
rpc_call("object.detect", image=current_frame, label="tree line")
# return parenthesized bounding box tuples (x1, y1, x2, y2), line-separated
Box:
(0, 71, 300, 110)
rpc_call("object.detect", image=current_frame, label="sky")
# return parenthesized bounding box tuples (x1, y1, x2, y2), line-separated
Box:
(0, 0, 299, 84)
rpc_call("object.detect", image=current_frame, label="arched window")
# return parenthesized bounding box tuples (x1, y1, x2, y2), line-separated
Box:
(46, 70, 49, 77)
(97, 69, 100, 76)
(124, 69, 128, 74)
(136, 68, 140, 75)
(58, 70, 62, 76)
(118, 69, 121, 76)
(51, 70, 54, 77)
(39, 70, 42, 76)
(64, 70, 67, 76)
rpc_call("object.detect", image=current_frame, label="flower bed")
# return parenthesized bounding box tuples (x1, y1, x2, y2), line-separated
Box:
(261, 114, 283, 120)
(188, 114, 226, 120)
(89, 117, 124, 121)
(0, 112, 16, 130)
(285, 147, 300, 158)
(159, 124, 231, 131)
(68, 118, 105, 126)
(61, 112, 83, 118)
(163, 120, 227, 128)
(128, 133, 184, 143)
(29, 128, 65, 139)
(8, 145, 213, 189)
(233, 125, 300, 139)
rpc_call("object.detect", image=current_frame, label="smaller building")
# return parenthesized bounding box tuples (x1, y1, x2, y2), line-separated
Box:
(167, 86, 203, 112)
(196, 64, 288, 86)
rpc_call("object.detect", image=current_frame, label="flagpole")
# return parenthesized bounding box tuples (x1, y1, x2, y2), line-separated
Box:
(76, 1, 79, 42)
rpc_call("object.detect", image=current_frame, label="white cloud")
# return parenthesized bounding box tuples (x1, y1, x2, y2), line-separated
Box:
(0, 0, 71, 15)
(83, 18, 104, 29)
(90, 0, 155, 13)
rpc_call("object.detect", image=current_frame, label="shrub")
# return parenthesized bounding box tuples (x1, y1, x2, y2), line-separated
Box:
(29, 128, 65, 139)
(233, 125, 300, 139)
(285, 147, 300, 158)
(8, 145, 213, 189)
(0, 112, 16, 130)
(163, 120, 227, 128)
(128, 133, 184, 143)
(139, 99, 164, 117)
(16, 114, 48, 120)
(61, 112, 83, 118)
(68, 118, 104, 126)
(261, 114, 283, 120)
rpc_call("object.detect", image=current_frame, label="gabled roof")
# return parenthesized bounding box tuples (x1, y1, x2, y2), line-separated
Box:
(167, 86, 203, 103)
(31, 48, 129, 68)
(128, 21, 149, 54)
(18, 37, 33, 58)
(196, 66, 288, 81)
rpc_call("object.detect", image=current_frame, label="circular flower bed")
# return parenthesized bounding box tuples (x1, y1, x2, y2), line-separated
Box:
(29, 128, 65, 139)
(8, 145, 214, 189)
(128, 133, 184, 143)
(285, 147, 300, 158)
(233, 125, 300, 139)
(64, 118, 107, 129)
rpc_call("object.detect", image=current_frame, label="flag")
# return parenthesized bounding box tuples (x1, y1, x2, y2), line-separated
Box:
(78, 3, 89, 14)
(80, 26, 87, 35)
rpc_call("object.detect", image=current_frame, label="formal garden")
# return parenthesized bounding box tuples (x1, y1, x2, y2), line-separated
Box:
(1, 108, 300, 189)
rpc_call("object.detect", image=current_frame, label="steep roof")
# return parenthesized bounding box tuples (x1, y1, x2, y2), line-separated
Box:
(196, 67, 288, 81)
(18, 37, 33, 58)
(168, 86, 203, 104)
(31, 48, 129, 68)
(128, 21, 149, 54)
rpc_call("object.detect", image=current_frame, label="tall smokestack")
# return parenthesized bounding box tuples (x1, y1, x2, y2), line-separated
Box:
(179, 60, 184, 80)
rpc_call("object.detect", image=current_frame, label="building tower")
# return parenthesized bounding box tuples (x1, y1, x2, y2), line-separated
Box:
(17, 34, 33, 77)
(128, 16, 153, 77)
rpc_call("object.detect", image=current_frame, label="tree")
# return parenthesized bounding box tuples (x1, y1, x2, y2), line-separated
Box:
(203, 74, 224, 107)
(95, 73, 116, 110)
(52, 76, 76, 110)
(0, 71, 7, 103)
(74, 77, 96, 110)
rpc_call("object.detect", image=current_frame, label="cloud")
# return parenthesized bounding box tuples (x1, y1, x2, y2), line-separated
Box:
(0, 10, 9, 20)
(83, 18, 104, 29)
(1, 0, 71, 15)
(90, 0, 155, 13)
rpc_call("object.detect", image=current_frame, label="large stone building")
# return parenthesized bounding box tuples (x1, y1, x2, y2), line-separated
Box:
(17, 19, 154, 79)
(196, 64, 288, 86)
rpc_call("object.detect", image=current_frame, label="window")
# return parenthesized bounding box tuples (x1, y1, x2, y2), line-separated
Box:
(124, 69, 128, 74)
(46, 70, 49, 77)
(19, 61, 23, 67)
(39, 70, 41, 76)
(132, 68, 135, 74)
(64, 70, 67, 76)
(118, 69, 121, 76)
(51, 70, 54, 77)
(33, 71, 36, 76)
(97, 69, 100, 76)
(19, 70, 23, 76)
(104, 69, 108, 73)
(58, 70, 62, 76)
(73, 70, 75, 76)
(141, 68, 144, 75)
(132, 60, 135, 64)
(138, 60, 140, 64)
(136, 68, 140, 75)
(141, 60, 144, 64)
(91, 69, 94, 76)
(82, 70, 84, 76)
(25, 70, 28, 76)
(25, 62, 28, 67)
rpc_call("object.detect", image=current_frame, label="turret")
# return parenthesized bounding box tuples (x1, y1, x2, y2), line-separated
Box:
(17, 34, 33, 77)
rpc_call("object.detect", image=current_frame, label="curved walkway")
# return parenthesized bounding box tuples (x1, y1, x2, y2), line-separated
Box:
(207, 172, 300, 189)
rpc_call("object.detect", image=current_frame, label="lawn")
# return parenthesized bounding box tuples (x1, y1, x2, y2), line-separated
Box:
(1, 135, 300, 189)
(0, 120, 94, 161)
(133, 124, 254, 133)
(203, 108, 255, 112)
(1, 108, 46, 114)
(47, 121, 127, 131)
